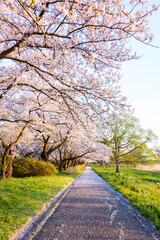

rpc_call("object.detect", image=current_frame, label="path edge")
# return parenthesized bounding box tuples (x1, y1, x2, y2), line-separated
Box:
(91, 166, 160, 240)
(10, 168, 85, 240)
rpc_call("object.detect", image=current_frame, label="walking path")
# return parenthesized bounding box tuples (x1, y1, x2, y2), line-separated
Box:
(32, 166, 159, 240)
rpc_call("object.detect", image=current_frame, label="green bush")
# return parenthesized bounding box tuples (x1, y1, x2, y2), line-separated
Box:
(13, 157, 58, 177)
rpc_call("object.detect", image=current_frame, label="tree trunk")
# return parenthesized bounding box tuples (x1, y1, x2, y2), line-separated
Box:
(67, 160, 70, 168)
(1, 123, 28, 179)
(41, 151, 49, 162)
(2, 149, 13, 179)
(115, 145, 120, 173)
(41, 135, 50, 162)
(59, 160, 63, 172)
(58, 149, 63, 172)
(63, 164, 66, 170)
(6, 156, 13, 179)
(2, 152, 7, 179)
(116, 156, 120, 173)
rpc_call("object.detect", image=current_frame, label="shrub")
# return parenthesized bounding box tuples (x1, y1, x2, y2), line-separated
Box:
(75, 164, 85, 172)
(65, 167, 77, 175)
(13, 157, 58, 177)
(65, 164, 86, 175)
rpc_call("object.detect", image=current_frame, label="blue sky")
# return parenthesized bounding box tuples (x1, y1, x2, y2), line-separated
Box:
(121, 9, 160, 145)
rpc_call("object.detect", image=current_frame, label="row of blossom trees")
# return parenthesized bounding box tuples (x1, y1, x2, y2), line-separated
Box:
(0, 0, 159, 178)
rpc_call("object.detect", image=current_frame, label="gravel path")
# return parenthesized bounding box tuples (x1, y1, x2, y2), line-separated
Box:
(32, 166, 160, 240)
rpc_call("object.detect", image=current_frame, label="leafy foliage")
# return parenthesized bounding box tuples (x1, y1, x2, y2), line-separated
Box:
(12, 157, 58, 177)
(120, 144, 158, 166)
(102, 116, 157, 172)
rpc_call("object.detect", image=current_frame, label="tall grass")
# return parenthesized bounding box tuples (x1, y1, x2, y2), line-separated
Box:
(92, 165, 160, 231)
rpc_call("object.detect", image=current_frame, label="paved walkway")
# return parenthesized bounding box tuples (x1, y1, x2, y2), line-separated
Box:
(32, 166, 159, 240)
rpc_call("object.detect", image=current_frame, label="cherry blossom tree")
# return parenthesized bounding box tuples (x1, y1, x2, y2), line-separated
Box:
(0, 80, 111, 176)
(1, 0, 159, 109)
(0, 0, 159, 178)
(1, 0, 159, 66)
(48, 124, 111, 171)
(1, 0, 159, 123)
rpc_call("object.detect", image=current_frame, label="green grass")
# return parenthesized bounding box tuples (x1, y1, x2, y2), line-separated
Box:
(0, 166, 85, 240)
(92, 165, 160, 231)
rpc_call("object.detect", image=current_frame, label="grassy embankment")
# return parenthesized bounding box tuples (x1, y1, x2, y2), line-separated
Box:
(0, 165, 85, 240)
(92, 165, 160, 231)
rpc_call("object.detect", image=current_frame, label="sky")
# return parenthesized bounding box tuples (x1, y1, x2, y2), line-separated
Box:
(120, 9, 160, 145)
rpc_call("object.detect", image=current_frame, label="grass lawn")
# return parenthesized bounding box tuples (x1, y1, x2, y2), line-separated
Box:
(92, 165, 160, 231)
(0, 167, 85, 240)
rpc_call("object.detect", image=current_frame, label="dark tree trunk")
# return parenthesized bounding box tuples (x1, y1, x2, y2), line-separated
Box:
(40, 151, 49, 162)
(41, 135, 50, 162)
(63, 163, 66, 170)
(59, 160, 63, 172)
(67, 160, 70, 168)
(116, 155, 120, 173)
(41, 133, 69, 163)
(2, 148, 13, 179)
(2, 151, 7, 179)
(1, 123, 28, 179)
(58, 149, 63, 172)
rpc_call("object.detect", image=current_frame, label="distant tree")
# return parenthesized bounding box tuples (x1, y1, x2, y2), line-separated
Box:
(50, 127, 110, 172)
(152, 146, 160, 162)
(120, 143, 158, 166)
(101, 116, 158, 173)
(40, 131, 70, 162)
